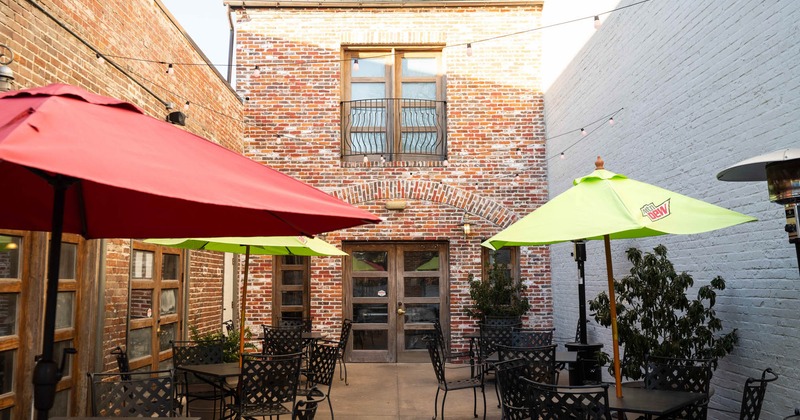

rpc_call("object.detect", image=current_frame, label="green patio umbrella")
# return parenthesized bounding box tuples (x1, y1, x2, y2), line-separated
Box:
(145, 236, 347, 362)
(483, 157, 755, 397)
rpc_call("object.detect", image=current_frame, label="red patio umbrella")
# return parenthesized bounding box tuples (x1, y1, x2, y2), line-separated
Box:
(0, 84, 380, 419)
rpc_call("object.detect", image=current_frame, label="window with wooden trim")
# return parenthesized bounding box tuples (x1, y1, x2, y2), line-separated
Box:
(129, 242, 182, 373)
(341, 48, 447, 163)
(272, 256, 310, 324)
(481, 247, 520, 305)
(0, 232, 23, 419)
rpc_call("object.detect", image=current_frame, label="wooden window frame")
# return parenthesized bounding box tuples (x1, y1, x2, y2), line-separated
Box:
(342, 47, 445, 162)
(271, 256, 310, 325)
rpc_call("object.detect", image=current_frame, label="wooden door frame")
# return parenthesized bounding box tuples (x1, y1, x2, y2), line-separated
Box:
(343, 241, 449, 363)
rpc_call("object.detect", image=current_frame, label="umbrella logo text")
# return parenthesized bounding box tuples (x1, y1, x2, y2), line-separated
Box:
(641, 199, 671, 221)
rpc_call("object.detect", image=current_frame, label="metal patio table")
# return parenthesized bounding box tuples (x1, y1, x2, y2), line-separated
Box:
(605, 385, 707, 417)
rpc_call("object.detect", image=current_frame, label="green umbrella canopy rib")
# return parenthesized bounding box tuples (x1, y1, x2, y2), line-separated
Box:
(145, 236, 347, 256)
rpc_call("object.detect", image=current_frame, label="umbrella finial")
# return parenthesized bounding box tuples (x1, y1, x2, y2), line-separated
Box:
(595, 156, 605, 170)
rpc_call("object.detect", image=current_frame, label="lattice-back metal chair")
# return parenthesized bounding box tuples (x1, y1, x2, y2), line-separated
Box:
(526, 379, 612, 420)
(171, 339, 226, 417)
(511, 327, 554, 347)
(280, 316, 313, 332)
(478, 323, 517, 384)
(335, 318, 353, 385)
(88, 369, 177, 417)
(111, 346, 131, 381)
(226, 352, 304, 419)
(644, 355, 715, 420)
(739, 368, 778, 420)
(483, 316, 522, 327)
(263, 324, 304, 355)
(426, 337, 486, 420)
(299, 341, 340, 419)
(495, 358, 534, 420)
(292, 387, 327, 420)
(497, 344, 559, 385)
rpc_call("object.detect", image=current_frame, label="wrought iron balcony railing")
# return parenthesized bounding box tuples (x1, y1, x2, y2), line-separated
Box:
(341, 98, 447, 162)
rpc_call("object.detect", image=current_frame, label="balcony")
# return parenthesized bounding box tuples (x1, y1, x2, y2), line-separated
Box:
(341, 98, 447, 163)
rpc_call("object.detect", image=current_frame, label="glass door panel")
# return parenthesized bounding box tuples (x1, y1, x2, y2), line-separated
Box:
(345, 242, 448, 363)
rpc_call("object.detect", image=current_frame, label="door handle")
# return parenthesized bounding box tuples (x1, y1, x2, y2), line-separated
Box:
(397, 308, 406, 315)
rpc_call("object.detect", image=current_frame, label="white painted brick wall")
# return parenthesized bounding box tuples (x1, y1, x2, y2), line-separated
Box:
(544, 1, 800, 418)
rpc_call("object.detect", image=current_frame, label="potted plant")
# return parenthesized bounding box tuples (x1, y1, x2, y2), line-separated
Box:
(467, 258, 530, 321)
(189, 323, 257, 362)
(588, 245, 737, 380)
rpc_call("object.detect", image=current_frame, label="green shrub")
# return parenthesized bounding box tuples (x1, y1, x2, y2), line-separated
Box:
(589, 245, 737, 380)
(189, 323, 257, 362)
(467, 258, 530, 319)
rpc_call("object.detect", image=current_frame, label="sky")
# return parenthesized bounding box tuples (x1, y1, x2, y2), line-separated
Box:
(161, 0, 231, 76)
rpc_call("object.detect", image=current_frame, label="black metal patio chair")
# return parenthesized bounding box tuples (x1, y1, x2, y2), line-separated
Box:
(262, 324, 304, 355)
(525, 379, 612, 420)
(644, 355, 715, 420)
(111, 346, 131, 381)
(171, 339, 227, 417)
(279, 316, 313, 332)
(88, 369, 177, 417)
(426, 337, 486, 420)
(511, 327, 554, 347)
(433, 319, 474, 364)
(334, 318, 353, 385)
(226, 352, 304, 419)
(299, 341, 340, 419)
(292, 386, 327, 420)
(494, 358, 534, 420)
(497, 344, 558, 385)
(739, 368, 778, 420)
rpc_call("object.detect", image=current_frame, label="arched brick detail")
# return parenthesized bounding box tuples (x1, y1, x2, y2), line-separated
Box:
(329, 180, 521, 228)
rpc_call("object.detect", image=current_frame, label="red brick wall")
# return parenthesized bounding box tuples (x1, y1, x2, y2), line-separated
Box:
(232, 3, 551, 346)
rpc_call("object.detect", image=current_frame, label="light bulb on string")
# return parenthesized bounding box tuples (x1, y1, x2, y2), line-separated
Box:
(608, 117, 615, 125)
(560, 152, 565, 160)
(166, 63, 175, 76)
(183, 101, 190, 111)
(253, 65, 261, 76)
(466, 43, 473, 57)
(96, 53, 104, 64)
(363, 155, 369, 163)
(594, 16, 602, 29)
(580, 128, 587, 136)
(353, 59, 359, 72)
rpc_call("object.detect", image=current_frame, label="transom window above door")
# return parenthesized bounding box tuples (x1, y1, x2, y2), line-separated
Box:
(341, 48, 447, 163)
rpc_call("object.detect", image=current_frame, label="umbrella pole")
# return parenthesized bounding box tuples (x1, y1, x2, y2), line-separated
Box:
(33, 178, 70, 420)
(239, 246, 251, 367)
(604, 235, 623, 398)
(574, 241, 588, 344)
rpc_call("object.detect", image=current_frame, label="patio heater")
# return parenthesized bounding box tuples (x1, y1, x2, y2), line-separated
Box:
(565, 240, 603, 385)
(717, 149, 800, 275)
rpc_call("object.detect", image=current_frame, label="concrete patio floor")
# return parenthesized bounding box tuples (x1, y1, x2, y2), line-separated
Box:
(314, 363, 503, 420)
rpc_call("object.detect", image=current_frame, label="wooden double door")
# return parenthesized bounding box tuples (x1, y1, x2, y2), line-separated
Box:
(343, 242, 448, 362)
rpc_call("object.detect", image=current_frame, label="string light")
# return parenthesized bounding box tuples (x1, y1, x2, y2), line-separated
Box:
(363, 155, 369, 163)
(353, 59, 359, 72)
(166, 63, 174, 75)
(547, 108, 624, 161)
(96, 53, 104, 64)
(253, 65, 261, 76)
(98, 0, 651, 76)
(183, 101, 190, 111)
(594, 16, 602, 29)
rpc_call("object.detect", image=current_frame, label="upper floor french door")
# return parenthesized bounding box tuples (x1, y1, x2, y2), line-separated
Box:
(343, 242, 448, 363)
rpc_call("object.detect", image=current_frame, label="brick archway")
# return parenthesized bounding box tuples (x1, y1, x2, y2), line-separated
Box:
(329, 179, 521, 228)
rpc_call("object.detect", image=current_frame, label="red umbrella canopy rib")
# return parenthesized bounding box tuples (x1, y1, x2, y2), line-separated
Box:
(0, 84, 380, 238)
